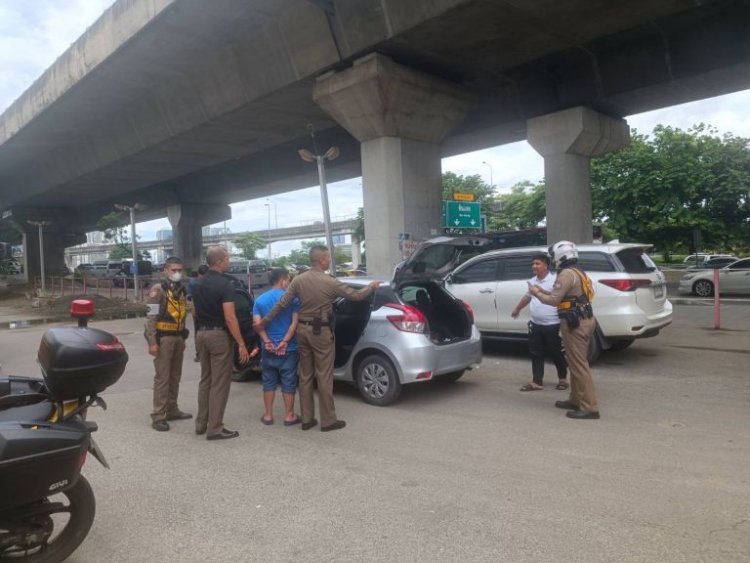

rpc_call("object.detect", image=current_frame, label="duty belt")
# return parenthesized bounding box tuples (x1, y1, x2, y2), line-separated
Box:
(198, 326, 226, 331)
(298, 319, 330, 327)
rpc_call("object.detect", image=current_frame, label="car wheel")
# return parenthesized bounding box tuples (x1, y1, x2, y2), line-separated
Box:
(693, 279, 714, 297)
(356, 354, 402, 406)
(609, 338, 635, 352)
(434, 370, 465, 383)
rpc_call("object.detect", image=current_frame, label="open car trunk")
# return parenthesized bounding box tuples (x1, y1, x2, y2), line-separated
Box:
(397, 281, 473, 345)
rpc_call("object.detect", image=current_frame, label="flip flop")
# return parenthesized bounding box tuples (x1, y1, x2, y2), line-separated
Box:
(260, 416, 274, 426)
(283, 416, 302, 426)
(520, 384, 543, 392)
(556, 382, 570, 390)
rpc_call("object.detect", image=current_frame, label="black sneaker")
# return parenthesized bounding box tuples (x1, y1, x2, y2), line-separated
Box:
(555, 400, 579, 410)
(152, 420, 170, 432)
(321, 420, 346, 432)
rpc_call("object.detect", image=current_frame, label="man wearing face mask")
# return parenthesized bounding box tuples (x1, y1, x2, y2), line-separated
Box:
(145, 256, 192, 431)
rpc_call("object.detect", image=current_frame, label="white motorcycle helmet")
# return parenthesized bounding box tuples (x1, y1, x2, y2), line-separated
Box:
(548, 240, 578, 268)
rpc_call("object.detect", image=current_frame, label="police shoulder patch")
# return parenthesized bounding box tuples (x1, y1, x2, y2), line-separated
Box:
(149, 288, 159, 298)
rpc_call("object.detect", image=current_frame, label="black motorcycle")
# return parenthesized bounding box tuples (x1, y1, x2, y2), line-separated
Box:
(0, 299, 128, 562)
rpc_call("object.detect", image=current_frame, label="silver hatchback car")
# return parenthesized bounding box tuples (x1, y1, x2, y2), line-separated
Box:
(331, 278, 482, 406)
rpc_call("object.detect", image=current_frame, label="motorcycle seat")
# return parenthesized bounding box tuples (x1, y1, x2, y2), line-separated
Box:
(0, 401, 54, 423)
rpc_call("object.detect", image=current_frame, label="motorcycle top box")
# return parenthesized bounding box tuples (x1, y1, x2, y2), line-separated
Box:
(38, 327, 128, 400)
(0, 421, 88, 511)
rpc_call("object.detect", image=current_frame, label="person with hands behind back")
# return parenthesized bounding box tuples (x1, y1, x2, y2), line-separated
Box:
(256, 245, 380, 433)
(252, 268, 301, 426)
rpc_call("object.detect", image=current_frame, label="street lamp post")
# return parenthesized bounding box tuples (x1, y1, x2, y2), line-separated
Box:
(28, 220, 51, 294)
(482, 160, 494, 189)
(264, 200, 272, 266)
(298, 125, 340, 274)
(114, 203, 144, 301)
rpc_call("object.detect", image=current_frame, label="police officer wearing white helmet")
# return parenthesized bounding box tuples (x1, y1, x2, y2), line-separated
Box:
(528, 241, 600, 419)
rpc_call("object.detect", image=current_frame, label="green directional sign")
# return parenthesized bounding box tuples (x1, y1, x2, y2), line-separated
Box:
(443, 201, 481, 229)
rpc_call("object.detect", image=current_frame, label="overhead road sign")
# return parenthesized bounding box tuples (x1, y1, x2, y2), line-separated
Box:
(443, 201, 481, 228)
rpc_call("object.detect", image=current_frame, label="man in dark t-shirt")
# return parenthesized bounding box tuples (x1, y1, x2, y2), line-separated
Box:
(192, 246, 250, 440)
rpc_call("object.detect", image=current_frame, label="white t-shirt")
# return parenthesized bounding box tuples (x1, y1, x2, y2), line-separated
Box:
(527, 272, 560, 326)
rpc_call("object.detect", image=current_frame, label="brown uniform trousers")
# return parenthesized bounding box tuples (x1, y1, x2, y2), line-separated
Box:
(560, 316, 598, 412)
(297, 323, 336, 427)
(195, 330, 233, 436)
(151, 335, 186, 422)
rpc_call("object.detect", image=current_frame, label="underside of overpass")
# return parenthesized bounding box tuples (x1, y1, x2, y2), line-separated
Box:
(1, 0, 749, 274)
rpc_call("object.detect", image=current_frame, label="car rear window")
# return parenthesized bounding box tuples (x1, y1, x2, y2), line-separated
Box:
(613, 248, 657, 273)
(577, 252, 616, 272)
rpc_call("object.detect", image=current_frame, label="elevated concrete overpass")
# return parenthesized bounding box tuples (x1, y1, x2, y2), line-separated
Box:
(1, 0, 749, 274)
(65, 218, 358, 263)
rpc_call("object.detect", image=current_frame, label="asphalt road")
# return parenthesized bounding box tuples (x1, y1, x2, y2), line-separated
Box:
(1, 303, 749, 563)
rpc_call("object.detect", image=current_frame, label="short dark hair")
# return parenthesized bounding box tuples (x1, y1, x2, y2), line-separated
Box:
(309, 245, 329, 263)
(531, 253, 550, 266)
(197, 265, 209, 275)
(269, 268, 289, 286)
(164, 256, 183, 268)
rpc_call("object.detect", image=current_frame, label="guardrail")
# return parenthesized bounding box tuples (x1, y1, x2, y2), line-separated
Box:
(33, 275, 153, 301)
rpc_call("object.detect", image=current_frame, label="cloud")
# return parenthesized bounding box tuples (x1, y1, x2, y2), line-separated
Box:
(0, 0, 115, 112)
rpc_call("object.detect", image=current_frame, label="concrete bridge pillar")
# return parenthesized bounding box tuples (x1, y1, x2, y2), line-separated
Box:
(314, 53, 472, 276)
(351, 235, 362, 270)
(5, 209, 85, 280)
(526, 106, 630, 245)
(167, 203, 231, 271)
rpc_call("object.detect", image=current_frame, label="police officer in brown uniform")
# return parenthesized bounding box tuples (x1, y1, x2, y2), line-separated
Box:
(145, 256, 193, 431)
(258, 245, 380, 432)
(528, 241, 600, 420)
(192, 246, 250, 440)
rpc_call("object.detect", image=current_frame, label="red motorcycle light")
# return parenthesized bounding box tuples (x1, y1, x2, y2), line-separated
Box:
(77, 450, 88, 470)
(70, 299, 95, 317)
(598, 279, 652, 292)
(385, 303, 427, 333)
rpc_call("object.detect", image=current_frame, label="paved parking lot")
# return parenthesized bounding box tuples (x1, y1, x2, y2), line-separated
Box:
(1, 303, 749, 562)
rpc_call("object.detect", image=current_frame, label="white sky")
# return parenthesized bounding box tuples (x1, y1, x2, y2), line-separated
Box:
(2, 0, 750, 257)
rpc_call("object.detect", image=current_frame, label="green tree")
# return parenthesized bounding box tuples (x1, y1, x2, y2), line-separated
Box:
(490, 180, 546, 231)
(591, 125, 750, 252)
(286, 240, 348, 268)
(97, 212, 132, 259)
(233, 232, 266, 259)
(353, 207, 365, 242)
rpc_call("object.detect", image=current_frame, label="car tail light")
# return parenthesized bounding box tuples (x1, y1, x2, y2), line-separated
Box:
(416, 371, 432, 380)
(598, 279, 652, 292)
(461, 300, 474, 323)
(385, 303, 427, 333)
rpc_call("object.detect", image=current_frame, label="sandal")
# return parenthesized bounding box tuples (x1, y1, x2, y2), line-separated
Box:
(556, 382, 569, 390)
(260, 416, 274, 426)
(520, 384, 543, 392)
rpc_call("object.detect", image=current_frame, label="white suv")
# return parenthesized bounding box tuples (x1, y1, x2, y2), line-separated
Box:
(444, 244, 673, 362)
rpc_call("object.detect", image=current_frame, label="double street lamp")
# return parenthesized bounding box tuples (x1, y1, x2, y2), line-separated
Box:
(298, 125, 340, 274)
(264, 200, 272, 266)
(114, 203, 145, 301)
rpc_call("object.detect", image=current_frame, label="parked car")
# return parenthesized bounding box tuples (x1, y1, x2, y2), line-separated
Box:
(440, 243, 673, 363)
(686, 256, 739, 270)
(233, 276, 482, 406)
(329, 278, 481, 405)
(678, 258, 750, 296)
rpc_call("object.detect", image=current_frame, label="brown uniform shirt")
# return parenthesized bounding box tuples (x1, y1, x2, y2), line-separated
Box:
(144, 281, 186, 346)
(534, 268, 583, 307)
(263, 268, 375, 323)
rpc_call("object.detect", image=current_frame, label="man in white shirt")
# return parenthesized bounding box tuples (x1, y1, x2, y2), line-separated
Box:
(511, 253, 568, 391)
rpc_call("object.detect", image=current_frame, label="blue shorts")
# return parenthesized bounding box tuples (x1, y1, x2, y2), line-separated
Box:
(261, 351, 299, 394)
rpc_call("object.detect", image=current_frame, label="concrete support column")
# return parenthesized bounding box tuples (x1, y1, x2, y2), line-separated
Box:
(350, 235, 362, 269)
(21, 226, 85, 278)
(167, 203, 231, 271)
(314, 53, 472, 276)
(526, 106, 630, 244)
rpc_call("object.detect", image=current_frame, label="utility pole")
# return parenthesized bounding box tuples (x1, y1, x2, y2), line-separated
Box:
(27, 220, 51, 294)
(114, 203, 145, 301)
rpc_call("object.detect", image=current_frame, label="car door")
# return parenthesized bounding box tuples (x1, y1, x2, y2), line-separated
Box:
(719, 259, 750, 293)
(494, 254, 537, 333)
(445, 258, 500, 331)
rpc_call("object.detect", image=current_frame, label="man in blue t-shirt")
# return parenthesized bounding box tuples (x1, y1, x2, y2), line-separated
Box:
(252, 269, 301, 426)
